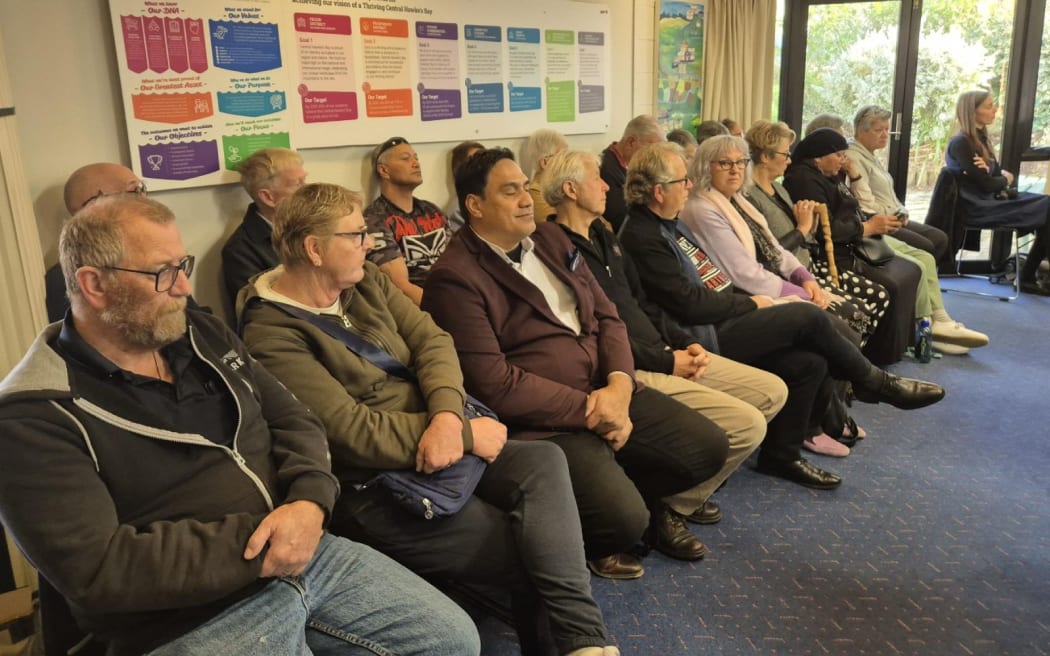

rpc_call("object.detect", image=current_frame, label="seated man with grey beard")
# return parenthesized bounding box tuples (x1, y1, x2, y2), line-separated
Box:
(0, 194, 479, 656)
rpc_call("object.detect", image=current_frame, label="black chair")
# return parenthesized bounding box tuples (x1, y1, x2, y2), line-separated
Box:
(925, 167, 1023, 301)
(38, 577, 106, 656)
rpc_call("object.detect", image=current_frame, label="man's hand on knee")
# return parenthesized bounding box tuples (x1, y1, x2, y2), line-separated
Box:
(244, 500, 325, 578)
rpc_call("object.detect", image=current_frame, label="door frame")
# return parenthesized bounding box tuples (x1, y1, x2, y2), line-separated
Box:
(779, 0, 919, 200)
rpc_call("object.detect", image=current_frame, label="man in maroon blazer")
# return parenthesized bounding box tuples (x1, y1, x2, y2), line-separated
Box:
(422, 148, 729, 580)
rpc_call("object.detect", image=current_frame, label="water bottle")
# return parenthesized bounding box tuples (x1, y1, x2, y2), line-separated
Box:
(916, 318, 932, 363)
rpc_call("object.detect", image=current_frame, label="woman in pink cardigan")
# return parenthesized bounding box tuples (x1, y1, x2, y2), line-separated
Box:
(679, 134, 879, 457)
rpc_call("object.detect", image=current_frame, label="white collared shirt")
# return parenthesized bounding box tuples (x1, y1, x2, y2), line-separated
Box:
(474, 229, 582, 335)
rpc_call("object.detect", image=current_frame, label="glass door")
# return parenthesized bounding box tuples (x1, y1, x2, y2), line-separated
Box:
(780, 0, 1019, 222)
(904, 0, 1018, 221)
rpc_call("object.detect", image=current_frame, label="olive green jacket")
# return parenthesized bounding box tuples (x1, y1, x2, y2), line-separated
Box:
(239, 262, 473, 484)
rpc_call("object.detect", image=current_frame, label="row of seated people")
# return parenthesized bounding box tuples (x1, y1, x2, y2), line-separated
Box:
(15, 91, 1037, 654)
(7, 129, 952, 655)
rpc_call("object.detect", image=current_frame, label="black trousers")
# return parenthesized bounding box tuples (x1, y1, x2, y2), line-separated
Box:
(714, 302, 878, 463)
(852, 255, 921, 365)
(332, 440, 607, 656)
(550, 386, 728, 559)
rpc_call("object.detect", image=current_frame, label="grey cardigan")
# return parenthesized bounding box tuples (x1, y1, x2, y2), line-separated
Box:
(744, 181, 817, 268)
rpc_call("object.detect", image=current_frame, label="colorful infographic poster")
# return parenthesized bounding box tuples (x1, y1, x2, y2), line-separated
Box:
(294, 12, 358, 125)
(463, 25, 503, 114)
(110, 0, 610, 189)
(360, 17, 413, 118)
(416, 22, 461, 121)
(507, 27, 542, 113)
(111, 1, 293, 190)
(544, 29, 576, 123)
(577, 31, 606, 114)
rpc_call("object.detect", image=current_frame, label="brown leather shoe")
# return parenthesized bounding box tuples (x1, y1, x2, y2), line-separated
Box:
(684, 500, 722, 525)
(651, 506, 708, 561)
(586, 553, 645, 580)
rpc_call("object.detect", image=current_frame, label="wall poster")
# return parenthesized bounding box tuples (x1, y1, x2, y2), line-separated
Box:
(108, 0, 611, 190)
(653, 1, 705, 134)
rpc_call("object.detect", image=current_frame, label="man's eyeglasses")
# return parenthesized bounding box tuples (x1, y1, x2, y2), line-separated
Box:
(714, 159, 750, 171)
(774, 151, 791, 159)
(80, 181, 148, 210)
(662, 177, 690, 187)
(332, 230, 369, 247)
(104, 255, 194, 292)
(373, 136, 408, 171)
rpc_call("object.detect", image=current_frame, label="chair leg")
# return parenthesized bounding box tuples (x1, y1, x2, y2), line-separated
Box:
(1008, 229, 1020, 301)
(941, 228, 1019, 302)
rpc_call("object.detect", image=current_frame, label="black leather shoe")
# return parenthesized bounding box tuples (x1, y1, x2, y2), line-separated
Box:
(650, 506, 708, 561)
(1021, 279, 1050, 296)
(856, 372, 945, 410)
(587, 553, 645, 580)
(755, 458, 843, 490)
(684, 500, 722, 525)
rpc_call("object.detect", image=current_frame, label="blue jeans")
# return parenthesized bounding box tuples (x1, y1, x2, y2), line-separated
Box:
(146, 534, 480, 656)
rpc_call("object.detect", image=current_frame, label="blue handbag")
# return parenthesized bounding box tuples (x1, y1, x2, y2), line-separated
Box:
(265, 300, 494, 519)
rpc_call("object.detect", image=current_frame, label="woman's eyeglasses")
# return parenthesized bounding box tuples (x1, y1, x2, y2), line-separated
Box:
(714, 159, 749, 171)
(332, 230, 369, 247)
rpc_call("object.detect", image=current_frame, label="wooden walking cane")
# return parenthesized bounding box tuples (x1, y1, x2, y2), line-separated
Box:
(814, 202, 840, 289)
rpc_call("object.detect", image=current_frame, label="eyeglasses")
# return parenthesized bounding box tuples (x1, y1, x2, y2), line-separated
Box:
(662, 177, 690, 187)
(714, 159, 749, 171)
(80, 181, 148, 210)
(373, 136, 408, 170)
(104, 255, 194, 292)
(774, 151, 791, 159)
(332, 230, 369, 247)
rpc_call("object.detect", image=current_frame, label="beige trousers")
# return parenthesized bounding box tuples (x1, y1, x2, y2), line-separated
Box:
(636, 353, 788, 515)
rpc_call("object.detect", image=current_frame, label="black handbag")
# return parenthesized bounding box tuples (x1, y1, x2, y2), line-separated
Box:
(852, 236, 895, 266)
(264, 300, 494, 519)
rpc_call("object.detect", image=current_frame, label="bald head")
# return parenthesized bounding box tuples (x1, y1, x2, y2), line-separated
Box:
(63, 163, 143, 215)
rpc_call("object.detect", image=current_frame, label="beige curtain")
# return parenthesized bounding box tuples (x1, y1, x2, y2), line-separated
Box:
(702, 0, 777, 128)
(0, 25, 47, 374)
(0, 23, 46, 591)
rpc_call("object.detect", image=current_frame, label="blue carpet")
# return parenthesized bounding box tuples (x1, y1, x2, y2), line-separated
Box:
(478, 281, 1050, 655)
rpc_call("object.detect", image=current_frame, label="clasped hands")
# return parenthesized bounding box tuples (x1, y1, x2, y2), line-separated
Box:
(672, 343, 711, 381)
(586, 374, 633, 451)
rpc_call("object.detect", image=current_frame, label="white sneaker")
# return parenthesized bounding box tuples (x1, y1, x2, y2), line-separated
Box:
(932, 341, 971, 355)
(931, 320, 989, 348)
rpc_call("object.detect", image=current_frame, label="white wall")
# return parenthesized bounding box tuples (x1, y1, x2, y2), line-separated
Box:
(0, 0, 652, 318)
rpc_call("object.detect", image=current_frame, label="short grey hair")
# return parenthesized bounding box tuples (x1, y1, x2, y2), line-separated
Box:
(61, 195, 175, 299)
(690, 135, 751, 194)
(622, 114, 664, 141)
(238, 148, 303, 203)
(696, 120, 730, 143)
(519, 128, 568, 179)
(541, 150, 599, 208)
(666, 128, 698, 149)
(854, 105, 892, 134)
(804, 113, 847, 136)
(624, 142, 686, 206)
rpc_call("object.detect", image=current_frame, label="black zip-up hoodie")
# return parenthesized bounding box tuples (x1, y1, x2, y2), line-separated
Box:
(0, 310, 338, 655)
